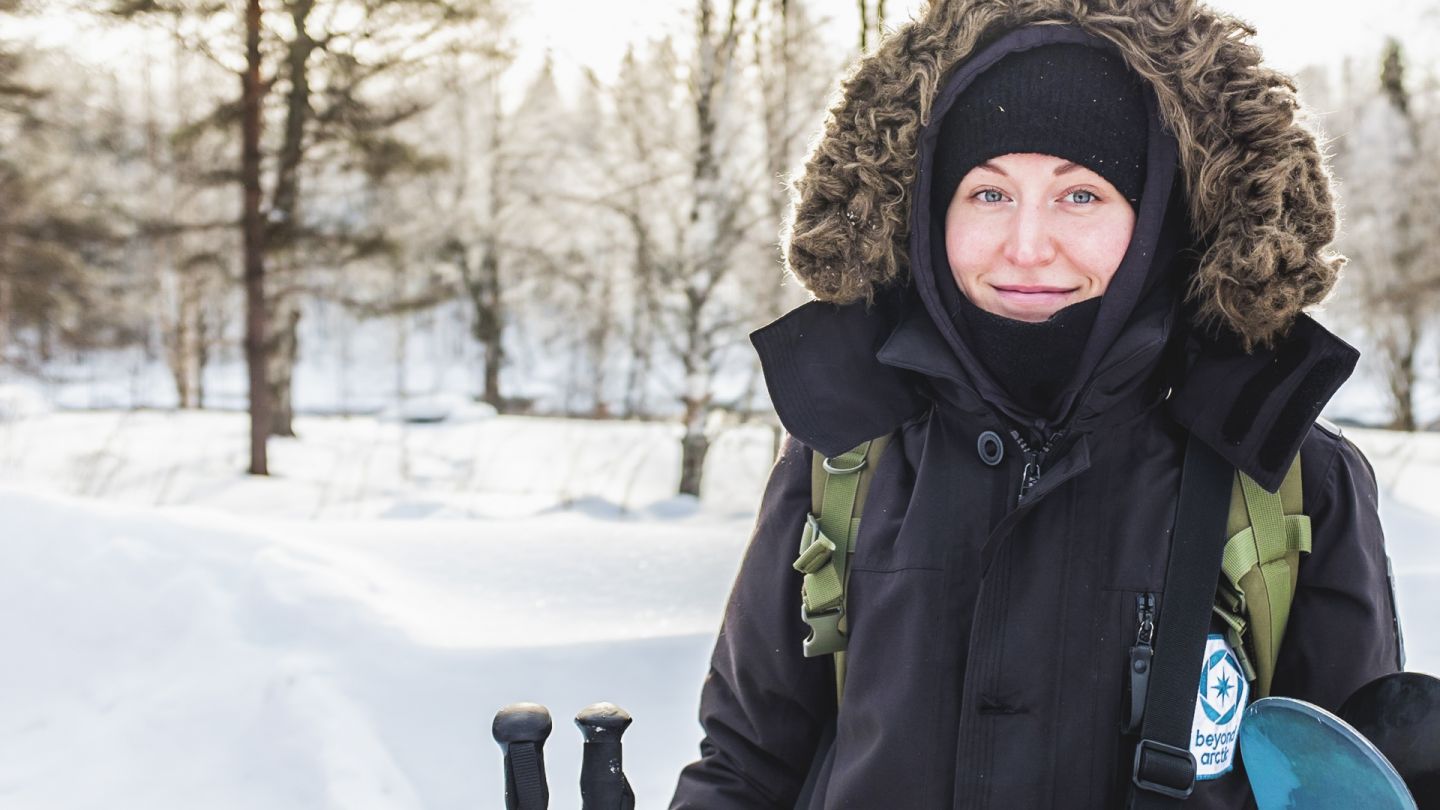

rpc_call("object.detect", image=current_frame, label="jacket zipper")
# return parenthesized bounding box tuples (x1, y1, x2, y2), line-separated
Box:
(1122, 592, 1157, 734)
(1009, 428, 1065, 504)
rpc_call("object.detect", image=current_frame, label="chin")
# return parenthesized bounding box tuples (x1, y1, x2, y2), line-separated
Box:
(984, 293, 1076, 323)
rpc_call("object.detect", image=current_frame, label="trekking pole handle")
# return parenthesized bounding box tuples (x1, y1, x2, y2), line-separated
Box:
(576, 702, 636, 810)
(493, 702, 553, 810)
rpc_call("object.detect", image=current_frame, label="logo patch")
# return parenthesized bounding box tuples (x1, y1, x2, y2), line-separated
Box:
(1190, 634, 1248, 779)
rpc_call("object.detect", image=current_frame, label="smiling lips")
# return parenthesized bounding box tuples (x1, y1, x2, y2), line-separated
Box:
(996, 285, 1077, 295)
(993, 284, 1076, 298)
(989, 284, 1079, 317)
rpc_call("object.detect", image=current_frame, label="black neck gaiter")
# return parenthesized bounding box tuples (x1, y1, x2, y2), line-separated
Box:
(949, 291, 1102, 422)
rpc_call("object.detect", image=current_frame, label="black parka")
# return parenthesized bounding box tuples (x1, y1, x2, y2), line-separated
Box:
(671, 3, 1403, 809)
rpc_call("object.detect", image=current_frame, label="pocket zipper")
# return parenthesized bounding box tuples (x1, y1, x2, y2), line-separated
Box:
(1122, 592, 1156, 735)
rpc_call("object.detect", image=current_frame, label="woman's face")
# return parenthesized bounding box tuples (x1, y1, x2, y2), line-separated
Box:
(944, 152, 1136, 322)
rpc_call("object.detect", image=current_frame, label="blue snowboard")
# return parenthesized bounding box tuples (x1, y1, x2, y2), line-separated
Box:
(1240, 696, 1417, 810)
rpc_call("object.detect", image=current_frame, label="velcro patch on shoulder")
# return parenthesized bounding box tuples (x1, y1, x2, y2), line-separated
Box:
(1190, 634, 1249, 780)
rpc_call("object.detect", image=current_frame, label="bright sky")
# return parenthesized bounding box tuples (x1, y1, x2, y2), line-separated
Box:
(511, 0, 1437, 91)
(6, 1, 1435, 105)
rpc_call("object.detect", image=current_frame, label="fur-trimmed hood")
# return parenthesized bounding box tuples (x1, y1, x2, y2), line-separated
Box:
(784, 0, 1344, 349)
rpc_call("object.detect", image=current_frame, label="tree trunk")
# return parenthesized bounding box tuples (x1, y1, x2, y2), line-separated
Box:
(479, 73, 507, 411)
(678, 400, 709, 497)
(0, 243, 11, 365)
(267, 293, 301, 438)
(166, 268, 201, 409)
(1381, 312, 1420, 431)
(674, 0, 739, 495)
(857, 0, 869, 51)
(257, 0, 314, 436)
(450, 236, 505, 412)
(587, 267, 615, 418)
(394, 281, 410, 479)
(268, 0, 315, 254)
(195, 301, 210, 409)
(622, 216, 655, 419)
(476, 237, 504, 410)
(242, 0, 269, 475)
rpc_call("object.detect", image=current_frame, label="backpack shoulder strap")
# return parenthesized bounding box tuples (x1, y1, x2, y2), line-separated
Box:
(1215, 454, 1310, 697)
(793, 433, 893, 702)
(1130, 434, 1236, 807)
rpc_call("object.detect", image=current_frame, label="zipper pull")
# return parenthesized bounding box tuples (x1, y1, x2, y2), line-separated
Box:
(1122, 592, 1156, 734)
(1018, 449, 1041, 502)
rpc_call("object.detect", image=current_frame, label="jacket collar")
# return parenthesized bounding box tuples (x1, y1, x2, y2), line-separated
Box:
(752, 296, 1356, 490)
(1167, 315, 1359, 491)
(748, 292, 929, 460)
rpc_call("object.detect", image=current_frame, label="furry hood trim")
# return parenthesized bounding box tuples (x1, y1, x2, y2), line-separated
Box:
(783, 0, 1344, 349)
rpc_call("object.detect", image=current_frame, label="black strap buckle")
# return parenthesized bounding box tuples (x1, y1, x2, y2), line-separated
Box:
(1132, 739, 1196, 800)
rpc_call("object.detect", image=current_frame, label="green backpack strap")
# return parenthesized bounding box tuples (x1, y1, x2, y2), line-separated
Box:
(793, 434, 892, 701)
(1213, 455, 1310, 698)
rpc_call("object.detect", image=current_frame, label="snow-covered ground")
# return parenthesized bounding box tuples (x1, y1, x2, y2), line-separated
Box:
(0, 405, 1435, 809)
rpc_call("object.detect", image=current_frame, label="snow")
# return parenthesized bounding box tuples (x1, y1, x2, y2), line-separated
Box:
(0, 411, 1435, 809)
(0, 382, 50, 421)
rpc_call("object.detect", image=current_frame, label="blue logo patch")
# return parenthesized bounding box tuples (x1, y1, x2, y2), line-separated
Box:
(1190, 634, 1248, 779)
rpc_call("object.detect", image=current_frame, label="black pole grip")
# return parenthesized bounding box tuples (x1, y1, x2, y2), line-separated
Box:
(576, 702, 636, 810)
(493, 702, 553, 810)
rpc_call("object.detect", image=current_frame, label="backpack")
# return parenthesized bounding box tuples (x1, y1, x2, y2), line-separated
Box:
(791, 432, 1309, 704)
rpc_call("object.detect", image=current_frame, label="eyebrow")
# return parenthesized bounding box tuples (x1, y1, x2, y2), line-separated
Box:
(974, 160, 1084, 178)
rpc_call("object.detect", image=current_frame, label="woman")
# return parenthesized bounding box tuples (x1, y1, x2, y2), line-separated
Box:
(670, 1, 1402, 808)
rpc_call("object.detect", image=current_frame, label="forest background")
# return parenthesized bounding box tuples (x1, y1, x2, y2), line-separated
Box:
(2, 0, 1439, 498)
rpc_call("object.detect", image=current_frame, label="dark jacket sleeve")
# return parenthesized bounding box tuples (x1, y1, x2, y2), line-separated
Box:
(1269, 426, 1403, 709)
(670, 434, 835, 809)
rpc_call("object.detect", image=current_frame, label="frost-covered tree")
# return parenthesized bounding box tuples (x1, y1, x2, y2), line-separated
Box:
(739, 0, 843, 421)
(1332, 39, 1439, 430)
(588, 41, 685, 421)
(579, 1, 846, 494)
(123, 37, 238, 410)
(672, 0, 767, 495)
(415, 28, 589, 414)
(521, 63, 627, 417)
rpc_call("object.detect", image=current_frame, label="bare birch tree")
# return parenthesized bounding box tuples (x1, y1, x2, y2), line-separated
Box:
(1333, 39, 1437, 430)
(672, 0, 755, 496)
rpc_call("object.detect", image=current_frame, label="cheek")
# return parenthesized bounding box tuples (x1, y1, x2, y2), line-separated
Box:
(1064, 214, 1134, 286)
(944, 214, 997, 284)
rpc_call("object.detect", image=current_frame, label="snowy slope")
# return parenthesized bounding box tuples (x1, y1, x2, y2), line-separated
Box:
(0, 411, 1436, 809)
(0, 486, 750, 809)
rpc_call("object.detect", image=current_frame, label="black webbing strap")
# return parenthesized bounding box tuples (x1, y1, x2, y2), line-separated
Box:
(1129, 434, 1234, 808)
(505, 742, 549, 810)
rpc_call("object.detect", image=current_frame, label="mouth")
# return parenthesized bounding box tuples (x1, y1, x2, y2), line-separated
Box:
(993, 285, 1076, 294)
(988, 285, 1079, 318)
(992, 284, 1078, 301)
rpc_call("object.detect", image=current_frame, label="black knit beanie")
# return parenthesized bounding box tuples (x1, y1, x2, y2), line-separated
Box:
(931, 43, 1149, 216)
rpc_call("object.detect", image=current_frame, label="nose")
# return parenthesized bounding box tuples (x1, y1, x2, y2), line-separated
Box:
(1003, 203, 1057, 268)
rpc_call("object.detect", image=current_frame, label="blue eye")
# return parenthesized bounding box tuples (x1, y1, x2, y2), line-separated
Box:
(977, 189, 1005, 203)
(1068, 190, 1097, 204)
